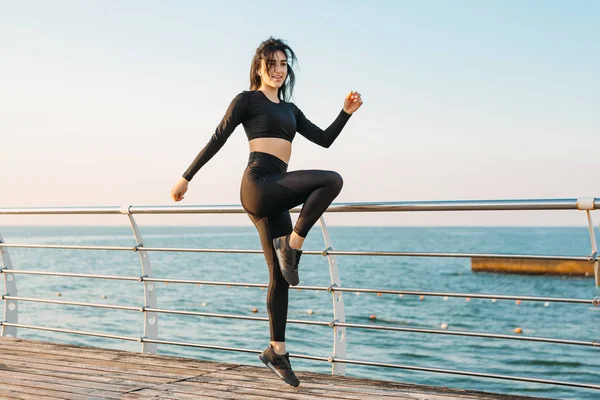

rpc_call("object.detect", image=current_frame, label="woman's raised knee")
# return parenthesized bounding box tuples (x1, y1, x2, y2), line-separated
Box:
(327, 171, 344, 194)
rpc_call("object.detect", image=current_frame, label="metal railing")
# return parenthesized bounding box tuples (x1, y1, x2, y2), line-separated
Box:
(1, 198, 599, 392)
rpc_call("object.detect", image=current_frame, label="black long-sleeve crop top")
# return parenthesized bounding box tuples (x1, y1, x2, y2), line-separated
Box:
(182, 90, 352, 181)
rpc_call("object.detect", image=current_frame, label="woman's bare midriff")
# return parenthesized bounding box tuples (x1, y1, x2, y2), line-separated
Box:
(249, 137, 292, 164)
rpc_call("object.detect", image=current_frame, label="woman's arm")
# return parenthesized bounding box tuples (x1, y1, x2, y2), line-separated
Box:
(294, 91, 362, 148)
(294, 105, 351, 148)
(182, 91, 250, 181)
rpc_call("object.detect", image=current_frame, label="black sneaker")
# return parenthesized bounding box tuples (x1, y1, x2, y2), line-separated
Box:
(273, 235, 302, 286)
(259, 345, 300, 387)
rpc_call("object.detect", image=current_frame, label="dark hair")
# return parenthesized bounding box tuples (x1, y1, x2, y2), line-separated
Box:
(250, 37, 298, 102)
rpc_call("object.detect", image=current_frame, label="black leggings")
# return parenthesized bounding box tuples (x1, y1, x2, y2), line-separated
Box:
(240, 151, 343, 342)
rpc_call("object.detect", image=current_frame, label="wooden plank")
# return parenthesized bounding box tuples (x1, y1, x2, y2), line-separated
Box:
(121, 388, 217, 399)
(0, 338, 232, 371)
(124, 386, 278, 400)
(0, 352, 192, 380)
(121, 393, 181, 400)
(0, 388, 35, 400)
(0, 370, 123, 399)
(226, 366, 550, 400)
(0, 367, 140, 393)
(0, 388, 61, 400)
(188, 373, 433, 399)
(211, 365, 426, 393)
(183, 372, 418, 399)
(154, 379, 410, 400)
(0, 356, 175, 386)
(0, 345, 226, 376)
(0, 383, 91, 400)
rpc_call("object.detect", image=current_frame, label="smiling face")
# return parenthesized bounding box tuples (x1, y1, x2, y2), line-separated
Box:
(249, 37, 297, 102)
(259, 50, 288, 90)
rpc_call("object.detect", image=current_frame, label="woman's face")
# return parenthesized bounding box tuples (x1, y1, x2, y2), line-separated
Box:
(259, 50, 288, 89)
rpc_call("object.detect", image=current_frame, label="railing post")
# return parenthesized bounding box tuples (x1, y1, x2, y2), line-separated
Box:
(319, 216, 347, 375)
(121, 206, 158, 353)
(0, 233, 18, 337)
(584, 210, 599, 287)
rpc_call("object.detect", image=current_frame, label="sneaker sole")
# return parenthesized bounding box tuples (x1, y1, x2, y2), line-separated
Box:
(259, 353, 300, 387)
(280, 265, 300, 286)
(273, 239, 300, 286)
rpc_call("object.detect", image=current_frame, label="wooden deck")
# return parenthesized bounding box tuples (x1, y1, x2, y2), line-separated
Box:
(0, 338, 548, 400)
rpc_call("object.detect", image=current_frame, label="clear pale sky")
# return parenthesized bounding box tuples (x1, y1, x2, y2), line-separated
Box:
(1, 1, 599, 227)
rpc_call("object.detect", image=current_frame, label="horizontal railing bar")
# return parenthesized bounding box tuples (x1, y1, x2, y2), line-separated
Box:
(333, 357, 600, 390)
(142, 338, 329, 362)
(0, 206, 124, 215)
(0, 322, 138, 342)
(129, 248, 598, 262)
(0, 198, 597, 215)
(0, 243, 137, 251)
(326, 250, 593, 262)
(140, 247, 264, 254)
(333, 288, 592, 304)
(1, 243, 593, 263)
(0, 269, 140, 281)
(142, 277, 324, 291)
(143, 277, 267, 288)
(336, 322, 599, 346)
(144, 278, 591, 303)
(0, 268, 589, 304)
(147, 307, 598, 345)
(144, 307, 330, 326)
(2, 295, 592, 344)
(2, 296, 141, 312)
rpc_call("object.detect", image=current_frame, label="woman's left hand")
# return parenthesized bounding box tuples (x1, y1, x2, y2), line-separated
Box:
(343, 90, 363, 114)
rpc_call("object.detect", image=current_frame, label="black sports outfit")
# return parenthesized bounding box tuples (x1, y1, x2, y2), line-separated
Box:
(183, 90, 352, 384)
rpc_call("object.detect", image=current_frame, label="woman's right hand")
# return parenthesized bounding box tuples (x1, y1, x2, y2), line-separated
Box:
(171, 177, 189, 202)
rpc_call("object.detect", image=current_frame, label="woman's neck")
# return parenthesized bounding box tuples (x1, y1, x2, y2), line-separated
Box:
(258, 85, 279, 103)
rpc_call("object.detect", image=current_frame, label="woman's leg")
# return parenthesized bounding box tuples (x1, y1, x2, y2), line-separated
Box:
(248, 211, 301, 387)
(246, 169, 343, 287)
(271, 169, 344, 243)
(247, 211, 293, 347)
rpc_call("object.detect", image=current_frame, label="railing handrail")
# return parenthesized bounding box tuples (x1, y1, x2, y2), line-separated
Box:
(0, 197, 597, 215)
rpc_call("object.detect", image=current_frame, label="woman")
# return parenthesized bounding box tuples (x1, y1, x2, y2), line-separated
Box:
(171, 37, 362, 387)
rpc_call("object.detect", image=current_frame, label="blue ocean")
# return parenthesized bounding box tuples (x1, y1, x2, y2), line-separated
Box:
(1, 225, 599, 399)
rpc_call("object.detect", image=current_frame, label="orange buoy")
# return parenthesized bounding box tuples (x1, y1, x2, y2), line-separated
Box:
(369, 314, 377, 320)
(514, 327, 522, 334)
(377, 293, 382, 297)
(251, 307, 258, 313)
(165, 281, 169, 285)
(466, 297, 471, 302)
(516, 300, 521, 305)
(419, 295, 425, 300)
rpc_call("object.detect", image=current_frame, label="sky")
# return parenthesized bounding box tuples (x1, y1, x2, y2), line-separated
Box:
(1, 0, 599, 227)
